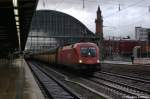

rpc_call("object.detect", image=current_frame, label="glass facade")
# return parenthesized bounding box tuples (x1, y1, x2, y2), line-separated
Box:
(25, 10, 96, 52)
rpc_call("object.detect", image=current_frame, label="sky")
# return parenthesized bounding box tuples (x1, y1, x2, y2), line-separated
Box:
(36, 0, 150, 39)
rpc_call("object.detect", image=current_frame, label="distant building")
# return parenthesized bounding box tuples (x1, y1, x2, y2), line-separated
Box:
(95, 5, 104, 59)
(95, 5, 103, 40)
(135, 27, 150, 41)
(103, 40, 139, 56)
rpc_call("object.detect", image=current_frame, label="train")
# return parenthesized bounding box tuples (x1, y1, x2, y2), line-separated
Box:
(29, 42, 101, 73)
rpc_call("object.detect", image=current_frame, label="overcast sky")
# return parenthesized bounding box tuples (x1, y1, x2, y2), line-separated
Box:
(36, 0, 150, 39)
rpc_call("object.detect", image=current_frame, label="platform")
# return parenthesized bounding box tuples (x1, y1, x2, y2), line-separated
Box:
(102, 60, 150, 66)
(102, 60, 132, 65)
(0, 58, 44, 99)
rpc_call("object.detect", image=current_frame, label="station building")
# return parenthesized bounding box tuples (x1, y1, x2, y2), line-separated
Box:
(135, 27, 150, 41)
(26, 10, 96, 52)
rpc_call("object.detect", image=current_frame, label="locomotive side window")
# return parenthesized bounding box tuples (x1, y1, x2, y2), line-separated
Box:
(80, 47, 96, 57)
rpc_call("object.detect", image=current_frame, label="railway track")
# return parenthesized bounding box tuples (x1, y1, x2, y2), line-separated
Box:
(29, 61, 109, 99)
(101, 64, 150, 80)
(90, 71, 150, 98)
(28, 60, 150, 99)
(95, 71, 150, 93)
(28, 61, 81, 99)
(31, 62, 138, 98)
(96, 71, 150, 84)
(102, 70, 150, 82)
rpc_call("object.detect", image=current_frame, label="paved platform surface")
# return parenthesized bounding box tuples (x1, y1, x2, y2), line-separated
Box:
(102, 60, 150, 66)
(102, 60, 132, 65)
(0, 58, 44, 99)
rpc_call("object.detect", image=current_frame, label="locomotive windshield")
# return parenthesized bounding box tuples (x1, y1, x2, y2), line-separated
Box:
(80, 47, 96, 57)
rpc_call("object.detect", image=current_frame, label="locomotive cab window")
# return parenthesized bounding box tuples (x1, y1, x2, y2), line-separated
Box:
(80, 47, 96, 57)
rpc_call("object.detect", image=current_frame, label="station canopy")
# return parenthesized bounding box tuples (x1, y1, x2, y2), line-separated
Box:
(0, 0, 38, 55)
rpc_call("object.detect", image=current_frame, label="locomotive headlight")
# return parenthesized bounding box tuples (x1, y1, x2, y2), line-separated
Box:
(79, 59, 82, 63)
(97, 59, 100, 63)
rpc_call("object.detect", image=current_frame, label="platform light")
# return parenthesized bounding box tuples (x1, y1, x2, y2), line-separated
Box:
(17, 32, 20, 37)
(16, 22, 19, 25)
(17, 28, 20, 31)
(14, 9, 18, 15)
(17, 28, 20, 32)
(13, 0, 21, 51)
(15, 16, 19, 21)
(17, 31, 20, 35)
(16, 25, 19, 29)
(17, 31, 21, 51)
(13, 0, 18, 7)
(17, 32, 20, 38)
(17, 30, 20, 36)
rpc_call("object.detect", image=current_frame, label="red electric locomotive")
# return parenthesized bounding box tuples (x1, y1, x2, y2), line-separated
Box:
(30, 42, 101, 73)
(57, 42, 100, 72)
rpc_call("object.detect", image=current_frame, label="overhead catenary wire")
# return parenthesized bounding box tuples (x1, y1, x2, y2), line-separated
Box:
(149, 6, 150, 13)
(83, 0, 85, 9)
(51, 0, 148, 19)
(103, 0, 145, 19)
(36, 0, 150, 40)
(104, 0, 150, 31)
(118, 4, 121, 11)
(105, 7, 150, 29)
(42, 0, 46, 8)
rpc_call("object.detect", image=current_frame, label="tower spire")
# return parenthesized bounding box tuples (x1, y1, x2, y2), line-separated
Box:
(98, 5, 100, 12)
(95, 5, 103, 39)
